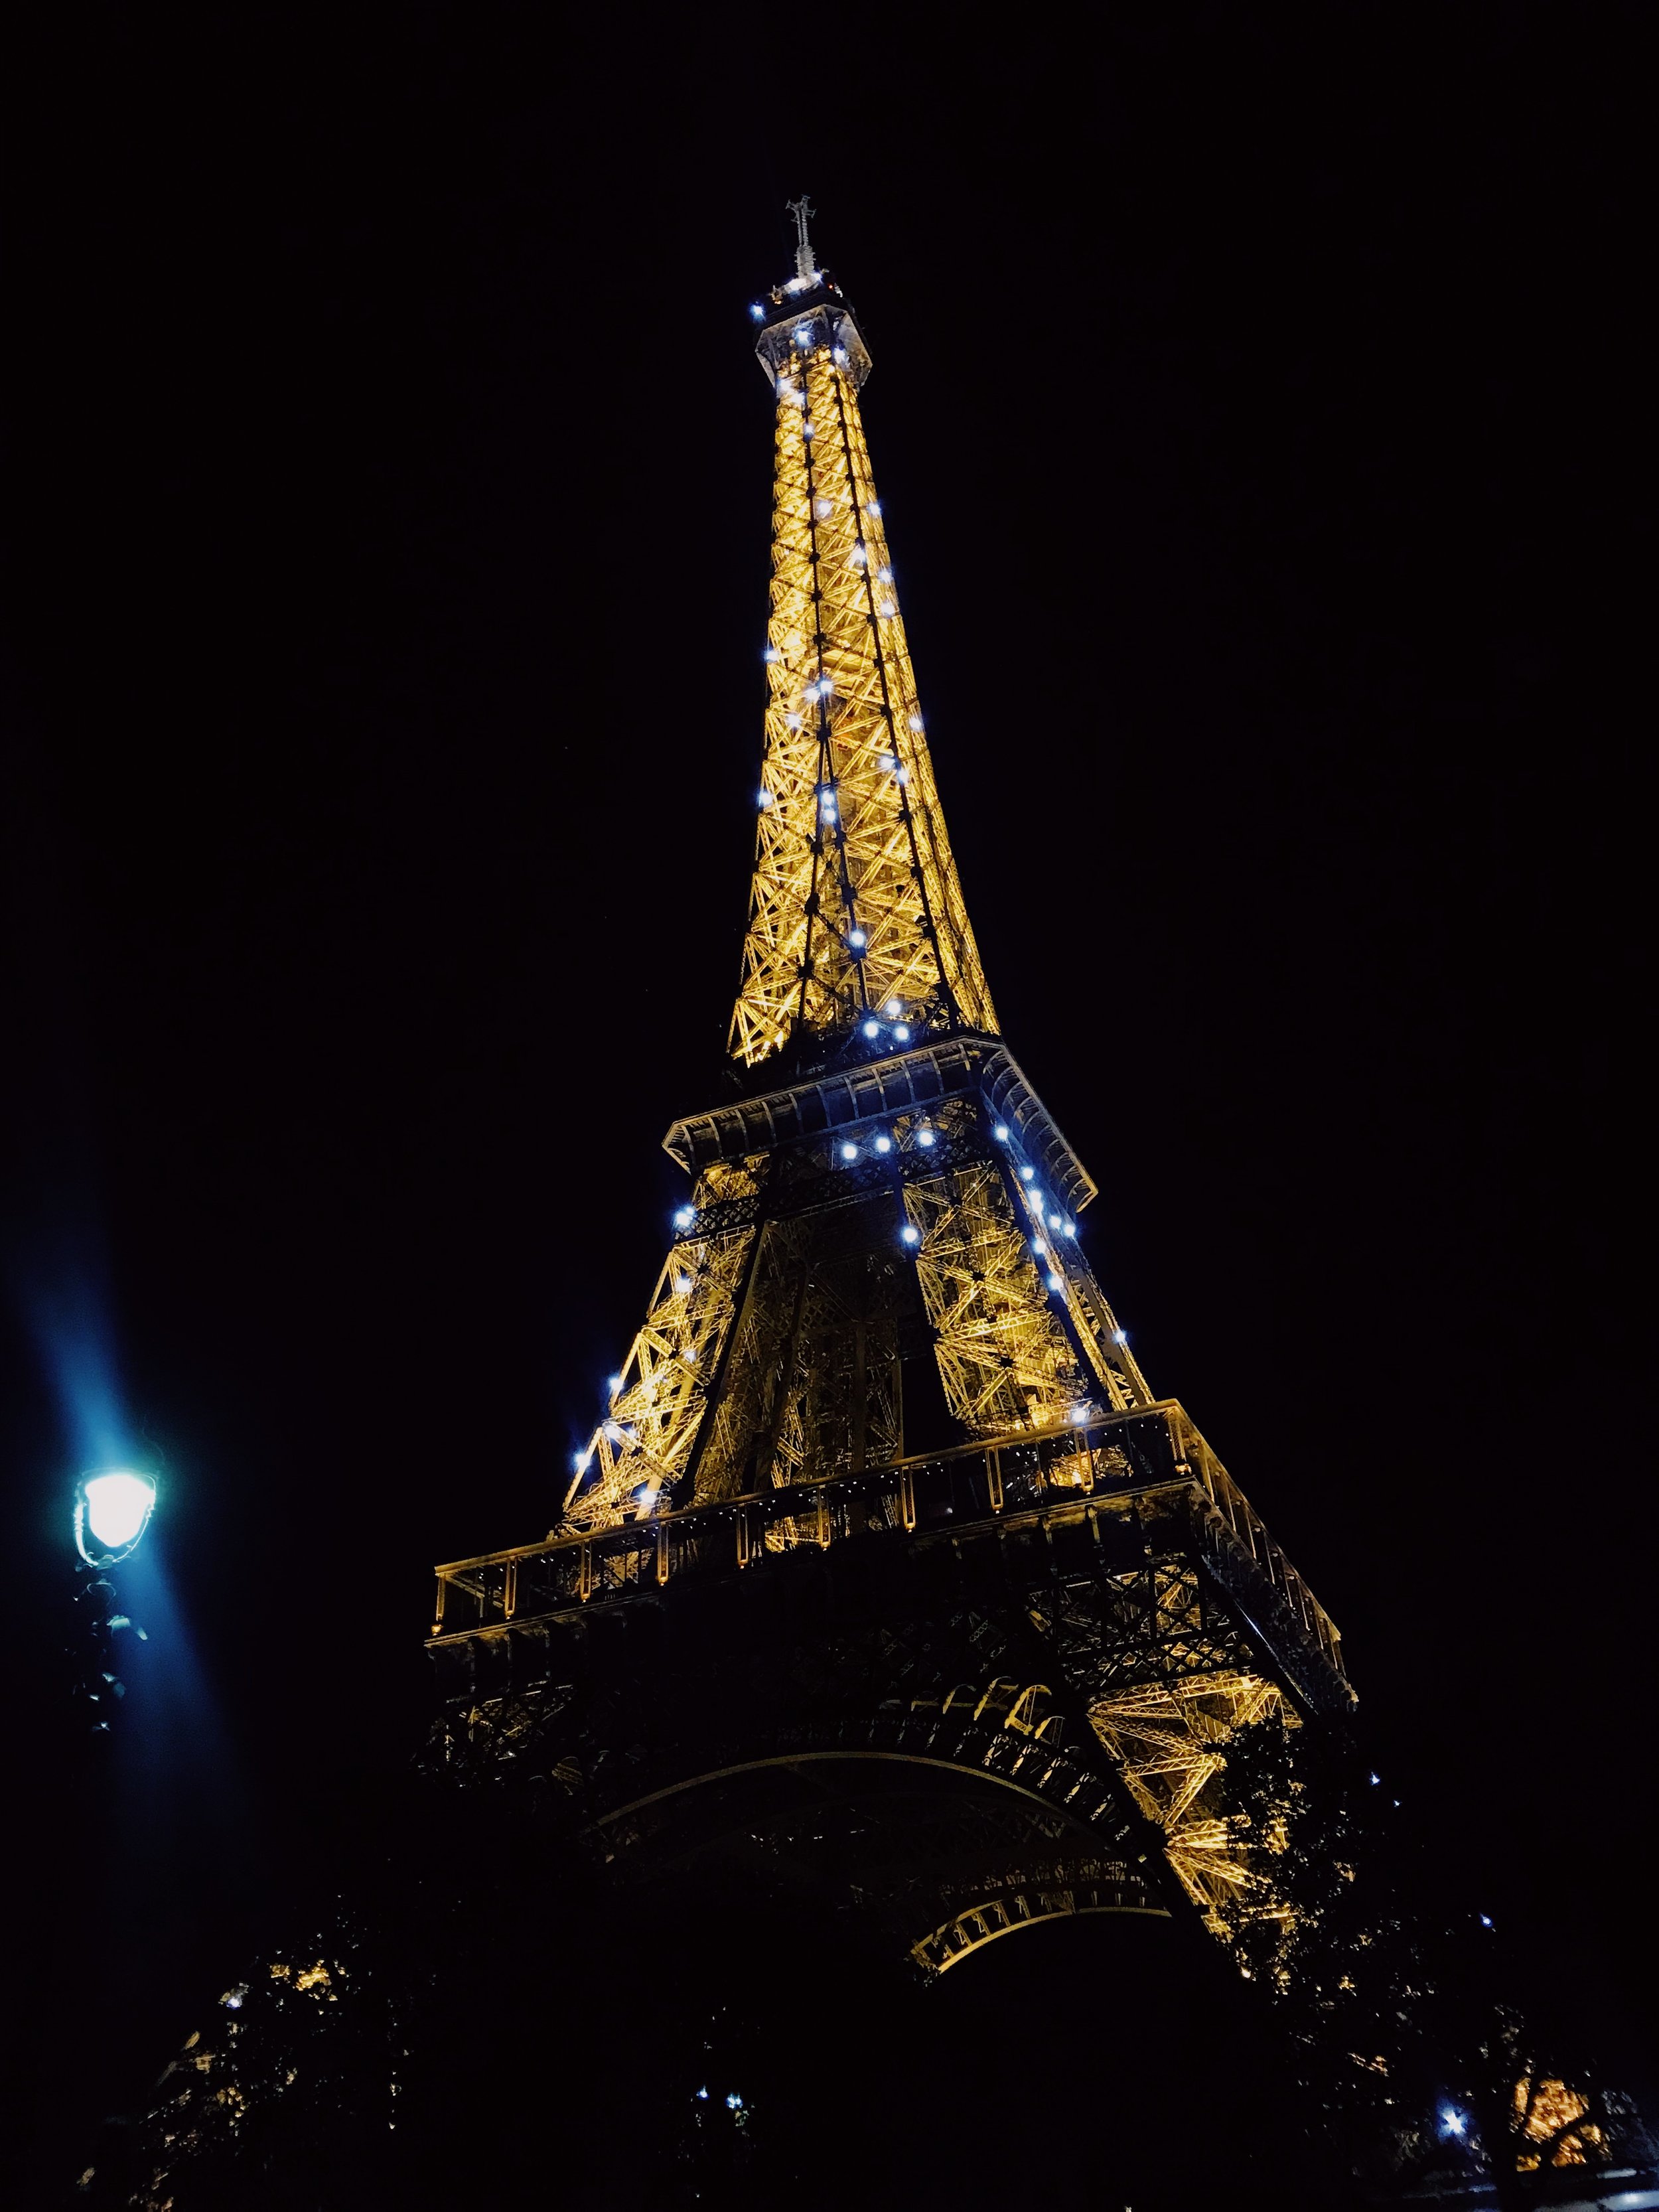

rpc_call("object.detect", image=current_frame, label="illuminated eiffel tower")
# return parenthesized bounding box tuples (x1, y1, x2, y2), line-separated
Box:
(429, 202, 1354, 1972)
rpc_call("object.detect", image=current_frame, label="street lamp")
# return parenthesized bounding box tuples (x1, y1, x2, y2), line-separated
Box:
(74, 1469, 157, 1568)
(70, 1468, 157, 1736)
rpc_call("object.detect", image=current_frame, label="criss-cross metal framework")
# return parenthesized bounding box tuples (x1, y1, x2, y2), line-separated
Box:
(729, 303, 995, 1068)
(563, 1039, 1153, 1532)
(435, 216, 1353, 1960)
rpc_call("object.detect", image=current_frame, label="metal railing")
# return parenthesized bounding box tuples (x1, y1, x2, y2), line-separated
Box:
(429, 1398, 1348, 1695)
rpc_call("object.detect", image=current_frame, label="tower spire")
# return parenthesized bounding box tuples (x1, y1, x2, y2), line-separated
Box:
(786, 193, 816, 282)
(731, 210, 997, 1075)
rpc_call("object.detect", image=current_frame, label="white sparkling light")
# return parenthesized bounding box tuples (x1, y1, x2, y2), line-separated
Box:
(757, 789, 772, 808)
(840, 1142, 859, 1161)
(749, 303, 764, 321)
(862, 1019, 881, 1039)
(1046, 1274, 1063, 1292)
(674, 1274, 693, 1294)
(1063, 1222, 1077, 1239)
(875, 1136, 892, 1153)
(884, 998, 902, 1015)
(849, 928, 867, 948)
(993, 1124, 1010, 1142)
(916, 1128, 935, 1147)
(901, 1224, 920, 1246)
(1019, 1165, 1035, 1182)
(82, 1472, 155, 1552)
(893, 1023, 910, 1041)
(1112, 1328, 1129, 1345)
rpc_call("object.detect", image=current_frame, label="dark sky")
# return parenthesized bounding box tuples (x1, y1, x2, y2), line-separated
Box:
(3, 5, 1647, 2186)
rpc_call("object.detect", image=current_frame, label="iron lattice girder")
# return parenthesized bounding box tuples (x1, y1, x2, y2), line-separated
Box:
(566, 1038, 1161, 1530)
(567, 1045, 1149, 1528)
(731, 301, 995, 1069)
(664, 1035, 1096, 1218)
(429, 1402, 1347, 1951)
(435, 1402, 1352, 1722)
(912, 1875, 1169, 1977)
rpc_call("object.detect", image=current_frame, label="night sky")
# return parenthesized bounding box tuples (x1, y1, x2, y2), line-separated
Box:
(3, 7, 1648, 2191)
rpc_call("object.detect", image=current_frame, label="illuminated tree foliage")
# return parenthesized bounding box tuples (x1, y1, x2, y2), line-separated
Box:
(1218, 1716, 1652, 2203)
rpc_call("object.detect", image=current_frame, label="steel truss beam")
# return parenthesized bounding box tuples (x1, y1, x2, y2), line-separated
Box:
(730, 301, 995, 1069)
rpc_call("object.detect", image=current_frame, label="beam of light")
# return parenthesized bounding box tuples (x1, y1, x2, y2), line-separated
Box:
(102, 1528, 240, 1830)
(21, 1256, 131, 1474)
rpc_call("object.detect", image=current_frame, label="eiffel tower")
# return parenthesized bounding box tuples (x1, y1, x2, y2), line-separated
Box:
(428, 202, 1355, 1977)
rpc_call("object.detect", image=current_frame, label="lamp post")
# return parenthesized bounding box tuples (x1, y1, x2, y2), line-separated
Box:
(70, 1469, 156, 1734)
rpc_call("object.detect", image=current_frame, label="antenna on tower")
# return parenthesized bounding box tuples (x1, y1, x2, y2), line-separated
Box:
(786, 196, 816, 283)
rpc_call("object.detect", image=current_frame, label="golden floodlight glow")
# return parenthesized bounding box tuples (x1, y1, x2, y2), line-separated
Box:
(532, 220, 1317, 1938)
(727, 328, 997, 1070)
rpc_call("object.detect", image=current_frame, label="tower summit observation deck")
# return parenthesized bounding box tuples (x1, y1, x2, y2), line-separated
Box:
(428, 206, 1353, 1962)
